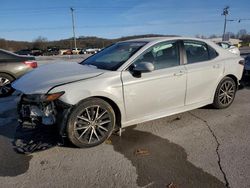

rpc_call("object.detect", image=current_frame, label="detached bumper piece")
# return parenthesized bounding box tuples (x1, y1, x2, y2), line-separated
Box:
(13, 94, 71, 154)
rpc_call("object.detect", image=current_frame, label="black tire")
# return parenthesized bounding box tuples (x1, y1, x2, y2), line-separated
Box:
(0, 73, 15, 98)
(67, 98, 116, 148)
(212, 77, 237, 109)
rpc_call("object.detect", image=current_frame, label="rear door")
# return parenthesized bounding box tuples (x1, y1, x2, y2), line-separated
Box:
(183, 40, 224, 105)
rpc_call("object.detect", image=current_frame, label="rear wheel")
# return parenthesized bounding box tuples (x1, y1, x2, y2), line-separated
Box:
(67, 98, 116, 148)
(0, 73, 14, 97)
(213, 77, 237, 109)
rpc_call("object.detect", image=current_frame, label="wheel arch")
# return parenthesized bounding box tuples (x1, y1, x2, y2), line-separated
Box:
(0, 72, 16, 80)
(225, 74, 239, 89)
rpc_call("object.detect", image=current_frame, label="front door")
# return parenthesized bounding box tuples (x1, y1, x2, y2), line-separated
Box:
(121, 40, 187, 123)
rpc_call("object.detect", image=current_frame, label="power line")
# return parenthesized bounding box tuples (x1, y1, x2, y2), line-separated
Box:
(0, 20, 224, 33)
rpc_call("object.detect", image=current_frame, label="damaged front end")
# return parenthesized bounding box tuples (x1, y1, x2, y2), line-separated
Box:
(17, 91, 71, 136)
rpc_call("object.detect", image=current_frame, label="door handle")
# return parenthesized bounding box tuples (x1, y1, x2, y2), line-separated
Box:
(213, 64, 220, 69)
(174, 70, 185, 76)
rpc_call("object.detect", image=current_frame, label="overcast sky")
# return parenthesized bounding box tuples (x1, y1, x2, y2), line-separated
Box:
(0, 0, 249, 41)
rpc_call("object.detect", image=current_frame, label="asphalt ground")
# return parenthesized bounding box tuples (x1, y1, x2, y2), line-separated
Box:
(0, 57, 249, 188)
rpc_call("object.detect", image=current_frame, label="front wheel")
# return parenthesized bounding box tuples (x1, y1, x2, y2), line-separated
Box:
(0, 73, 14, 98)
(67, 98, 116, 148)
(212, 77, 237, 109)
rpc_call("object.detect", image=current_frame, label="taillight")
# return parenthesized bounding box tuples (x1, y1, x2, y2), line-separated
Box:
(23, 61, 38, 68)
(239, 60, 245, 66)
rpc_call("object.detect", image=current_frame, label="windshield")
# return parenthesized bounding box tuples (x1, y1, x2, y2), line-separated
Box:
(81, 41, 147, 70)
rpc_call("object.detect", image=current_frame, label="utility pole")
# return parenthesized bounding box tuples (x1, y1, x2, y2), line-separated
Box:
(222, 6, 229, 41)
(70, 7, 77, 50)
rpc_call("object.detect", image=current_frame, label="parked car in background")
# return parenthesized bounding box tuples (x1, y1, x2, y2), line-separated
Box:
(216, 41, 240, 56)
(60, 49, 72, 55)
(44, 47, 59, 56)
(0, 49, 37, 97)
(15, 49, 44, 56)
(72, 48, 81, 55)
(15, 49, 32, 56)
(79, 49, 87, 54)
(12, 37, 244, 148)
(31, 48, 43, 56)
(85, 48, 101, 54)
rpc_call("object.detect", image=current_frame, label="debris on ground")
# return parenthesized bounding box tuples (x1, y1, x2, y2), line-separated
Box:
(169, 117, 181, 123)
(134, 148, 150, 156)
(167, 182, 178, 188)
(105, 139, 112, 145)
(13, 125, 58, 154)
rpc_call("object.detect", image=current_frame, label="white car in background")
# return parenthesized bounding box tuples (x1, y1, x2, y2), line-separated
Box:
(216, 41, 241, 56)
(12, 37, 244, 148)
(85, 48, 101, 54)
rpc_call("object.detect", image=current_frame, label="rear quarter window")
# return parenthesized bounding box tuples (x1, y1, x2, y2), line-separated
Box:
(207, 45, 218, 60)
(184, 41, 209, 64)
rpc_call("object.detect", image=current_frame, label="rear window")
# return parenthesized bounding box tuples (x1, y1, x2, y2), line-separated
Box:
(184, 41, 209, 64)
(207, 45, 218, 59)
(184, 41, 218, 64)
(0, 50, 16, 60)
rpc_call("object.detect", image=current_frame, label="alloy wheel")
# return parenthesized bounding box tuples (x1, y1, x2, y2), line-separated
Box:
(218, 80, 236, 105)
(0, 77, 11, 96)
(73, 105, 112, 144)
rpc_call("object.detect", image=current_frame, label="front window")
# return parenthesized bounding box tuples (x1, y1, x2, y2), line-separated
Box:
(132, 41, 180, 70)
(81, 42, 147, 70)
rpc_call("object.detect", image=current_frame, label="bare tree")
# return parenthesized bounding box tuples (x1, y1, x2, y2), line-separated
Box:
(237, 29, 247, 39)
(33, 36, 48, 50)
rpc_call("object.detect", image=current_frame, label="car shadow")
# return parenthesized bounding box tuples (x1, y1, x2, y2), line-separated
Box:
(240, 75, 250, 90)
(0, 106, 58, 176)
(110, 126, 225, 188)
(0, 108, 32, 177)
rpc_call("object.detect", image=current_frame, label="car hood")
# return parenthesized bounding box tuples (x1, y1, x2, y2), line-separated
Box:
(12, 62, 105, 94)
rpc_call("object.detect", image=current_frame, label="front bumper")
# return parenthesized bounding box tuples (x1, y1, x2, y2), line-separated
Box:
(17, 94, 73, 137)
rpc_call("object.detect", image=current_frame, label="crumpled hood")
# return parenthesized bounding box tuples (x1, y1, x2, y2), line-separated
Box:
(12, 62, 104, 94)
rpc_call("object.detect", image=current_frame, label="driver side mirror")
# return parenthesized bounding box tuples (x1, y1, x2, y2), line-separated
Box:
(131, 62, 154, 78)
(133, 62, 154, 73)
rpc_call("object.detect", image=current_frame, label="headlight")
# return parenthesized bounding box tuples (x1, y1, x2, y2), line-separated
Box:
(22, 91, 65, 102)
(43, 91, 65, 102)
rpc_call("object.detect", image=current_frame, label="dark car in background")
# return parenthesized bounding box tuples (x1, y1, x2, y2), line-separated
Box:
(0, 49, 37, 97)
(244, 55, 250, 76)
(15, 48, 44, 56)
(15, 49, 32, 56)
(44, 47, 59, 56)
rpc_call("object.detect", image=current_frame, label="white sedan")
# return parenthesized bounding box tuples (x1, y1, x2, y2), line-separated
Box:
(13, 37, 244, 147)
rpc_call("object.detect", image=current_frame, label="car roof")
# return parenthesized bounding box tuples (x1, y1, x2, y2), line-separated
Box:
(0, 48, 15, 54)
(122, 37, 227, 53)
(123, 36, 211, 43)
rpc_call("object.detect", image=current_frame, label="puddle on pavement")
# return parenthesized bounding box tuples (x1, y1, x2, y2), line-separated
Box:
(110, 126, 225, 188)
